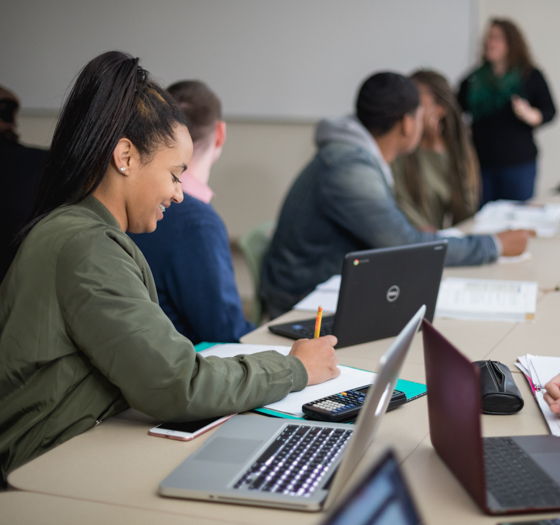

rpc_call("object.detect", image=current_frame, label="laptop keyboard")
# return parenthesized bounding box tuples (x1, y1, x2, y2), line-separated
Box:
(288, 317, 335, 339)
(233, 424, 353, 497)
(484, 437, 560, 509)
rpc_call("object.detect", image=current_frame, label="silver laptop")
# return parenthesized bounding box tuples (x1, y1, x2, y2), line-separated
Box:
(158, 305, 426, 511)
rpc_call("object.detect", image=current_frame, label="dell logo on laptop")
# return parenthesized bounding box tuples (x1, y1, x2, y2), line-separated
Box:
(386, 285, 400, 302)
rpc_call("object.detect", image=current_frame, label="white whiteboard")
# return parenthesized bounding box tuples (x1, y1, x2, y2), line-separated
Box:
(2, 0, 475, 120)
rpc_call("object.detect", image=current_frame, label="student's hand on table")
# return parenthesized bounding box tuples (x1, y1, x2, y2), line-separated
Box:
(496, 229, 536, 256)
(511, 95, 543, 127)
(290, 336, 340, 386)
(544, 374, 560, 414)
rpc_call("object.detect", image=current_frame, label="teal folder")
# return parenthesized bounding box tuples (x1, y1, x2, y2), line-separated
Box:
(194, 342, 427, 421)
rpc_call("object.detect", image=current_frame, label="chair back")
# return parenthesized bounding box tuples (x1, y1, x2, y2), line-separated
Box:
(238, 221, 276, 325)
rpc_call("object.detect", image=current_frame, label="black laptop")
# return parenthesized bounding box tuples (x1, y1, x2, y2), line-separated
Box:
(319, 450, 423, 525)
(269, 241, 447, 348)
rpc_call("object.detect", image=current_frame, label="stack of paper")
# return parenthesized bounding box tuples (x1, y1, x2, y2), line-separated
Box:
(472, 200, 560, 237)
(516, 355, 560, 437)
(293, 275, 341, 312)
(435, 277, 537, 322)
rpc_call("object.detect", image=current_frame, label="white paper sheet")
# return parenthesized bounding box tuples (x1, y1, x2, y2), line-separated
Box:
(316, 275, 341, 291)
(199, 343, 292, 358)
(536, 392, 560, 437)
(437, 227, 466, 238)
(198, 343, 375, 417)
(516, 354, 560, 437)
(435, 277, 537, 322)
(526, 354, 560, 389)
(263, 366, 375, 417)
(472, 200, 560, 237)
(497, 252, 532, 264)
(293, 290, 339, 312)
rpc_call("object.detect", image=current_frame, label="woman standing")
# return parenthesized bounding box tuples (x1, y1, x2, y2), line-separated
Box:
(458, 18, 555, 204)
(392, 70, 480, 232)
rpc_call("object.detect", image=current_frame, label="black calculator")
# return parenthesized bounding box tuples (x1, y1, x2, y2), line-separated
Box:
(302, 385, 407, 422)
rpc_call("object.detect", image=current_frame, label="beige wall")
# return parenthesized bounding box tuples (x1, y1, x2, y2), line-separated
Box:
(19, 1, 560, 240)
(18, 114, 316, 240)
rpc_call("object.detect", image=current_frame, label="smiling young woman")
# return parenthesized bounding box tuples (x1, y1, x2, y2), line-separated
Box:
(0, 51, 339, 486)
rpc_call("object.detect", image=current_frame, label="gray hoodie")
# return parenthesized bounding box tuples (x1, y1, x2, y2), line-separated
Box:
(261, 115, 499, 316)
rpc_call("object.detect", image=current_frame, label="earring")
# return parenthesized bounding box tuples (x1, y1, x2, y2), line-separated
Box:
(120, 167, 126, 172)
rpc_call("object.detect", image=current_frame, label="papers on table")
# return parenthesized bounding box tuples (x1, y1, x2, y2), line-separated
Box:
(265, 367, 375, 417)
(435, 277, 537, 322)
(293, 275, 341, 313)
(497, 252, 532, 264)
(436, 227, 466, 238)
(472, 200, 560, 237)
(516, 354, 560, 437)
(316, 275, 341, 291)
(198, 343, 375, 417)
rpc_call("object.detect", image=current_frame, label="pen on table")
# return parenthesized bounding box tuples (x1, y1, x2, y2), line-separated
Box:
(314, 306, 323, 338)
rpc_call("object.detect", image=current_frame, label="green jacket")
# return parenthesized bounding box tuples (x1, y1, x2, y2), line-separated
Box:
(0, 196, 307, 485)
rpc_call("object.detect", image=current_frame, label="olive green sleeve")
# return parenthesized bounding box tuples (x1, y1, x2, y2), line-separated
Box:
(391, 158, 432, 231)
(55, 227, 307, 422)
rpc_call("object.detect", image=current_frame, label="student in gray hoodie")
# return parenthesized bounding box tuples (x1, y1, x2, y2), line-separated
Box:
(261, 72, 533, 318)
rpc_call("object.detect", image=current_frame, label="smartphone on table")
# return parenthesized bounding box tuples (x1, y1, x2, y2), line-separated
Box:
(149, 414, 234, 441)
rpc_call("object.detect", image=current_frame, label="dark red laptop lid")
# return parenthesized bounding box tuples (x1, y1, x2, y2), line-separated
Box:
(422, 319, 487, 511)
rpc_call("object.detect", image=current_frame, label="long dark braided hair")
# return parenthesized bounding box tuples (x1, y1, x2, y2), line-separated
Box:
(19, 51, 188, 239)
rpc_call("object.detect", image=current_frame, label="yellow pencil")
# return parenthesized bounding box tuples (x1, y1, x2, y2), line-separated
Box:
(314, 306, 323, 338)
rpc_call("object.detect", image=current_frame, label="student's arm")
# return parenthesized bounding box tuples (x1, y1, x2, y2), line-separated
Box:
(544, 373, 560, 414)
(527, 69, 556, 126)
(162, 209, 254, 343)
(319, 154, 499, 266)
(55, 227, 307, 422)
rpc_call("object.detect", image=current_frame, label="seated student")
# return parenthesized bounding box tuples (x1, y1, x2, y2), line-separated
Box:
(0, 51, 339, 486)
(129, 81, 253, 344)
(0, 86, 47, 283)
(260, 72, 532, 318)
(391, 70, 480, 232)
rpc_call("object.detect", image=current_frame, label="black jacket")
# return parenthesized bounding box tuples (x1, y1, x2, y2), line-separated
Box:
(458, 68, 556, 168)
(0, 135, 47, 282)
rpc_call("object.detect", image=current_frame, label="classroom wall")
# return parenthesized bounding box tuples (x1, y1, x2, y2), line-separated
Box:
(15, 0, 560, 239)
(18, 114, 316, 239)
(4, 0, 473, 119)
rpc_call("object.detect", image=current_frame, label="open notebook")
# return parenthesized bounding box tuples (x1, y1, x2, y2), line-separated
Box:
(195, 343, 426, 419)
(516, 354, 560, 436)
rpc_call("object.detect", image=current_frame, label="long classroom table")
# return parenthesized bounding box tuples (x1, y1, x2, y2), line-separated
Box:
(7, 205, 560, 524)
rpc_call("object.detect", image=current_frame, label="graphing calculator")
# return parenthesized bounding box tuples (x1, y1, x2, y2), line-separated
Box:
(302, 386, 407, 422)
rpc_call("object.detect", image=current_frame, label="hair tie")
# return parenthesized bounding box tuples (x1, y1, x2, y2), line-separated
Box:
(135, 65, 148, 95)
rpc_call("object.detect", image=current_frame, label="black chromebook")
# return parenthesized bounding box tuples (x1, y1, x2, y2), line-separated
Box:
(269, 241, 447, 348)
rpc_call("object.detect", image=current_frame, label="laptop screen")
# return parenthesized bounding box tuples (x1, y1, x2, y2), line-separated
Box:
(322, 452, 421, 525)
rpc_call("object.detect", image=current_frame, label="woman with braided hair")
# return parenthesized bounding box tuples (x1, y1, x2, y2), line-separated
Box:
(0, 51, 339, 485)
(392, 70, 481, 232)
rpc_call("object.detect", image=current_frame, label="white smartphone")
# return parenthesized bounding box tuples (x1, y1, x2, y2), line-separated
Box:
(148, 414, 234, 441)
